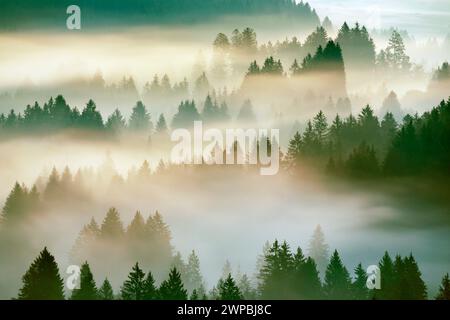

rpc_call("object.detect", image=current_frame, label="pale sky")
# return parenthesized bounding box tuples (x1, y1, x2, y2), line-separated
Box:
(307, 0, 450, 36)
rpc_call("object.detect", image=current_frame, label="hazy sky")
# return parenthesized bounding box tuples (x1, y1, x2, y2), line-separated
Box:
(308, 0, 450, 36)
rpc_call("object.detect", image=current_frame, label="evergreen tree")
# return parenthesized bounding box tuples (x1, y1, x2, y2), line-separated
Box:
(18, 247, 65, 300)
(219, 274, 243, 300)
(386, 30, 411, 72)
(185, 250, 204, 294)
(129, 101, 152, 132)
(307, 225, 329, 276)
(98, 278, 114, 300)
(106, 109, 126, 134)
(79, 99, 103, 129)
(2, 182, 29, 222)
(155, 114, 168, 133)
(121, 263, 146, 300)
(375, 251, 395, 300)
(352, 263, 368, 300)
(436, 273, 450, 300)
(323, 250, 352, 299)
(71, 262, 98, 300)
(158, 267, 188, 300)
(237, 274, 256, 300)
(100, 207, 124, 239)
(143, 270, 157, 300)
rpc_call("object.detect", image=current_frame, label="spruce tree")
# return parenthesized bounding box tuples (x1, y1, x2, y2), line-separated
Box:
(71, 262, 98, 300)
(219, 274, 243, 300)
(185, 250, 204, 294)
(100, 207, 124, 239)
(323, 250, 352, 299)
(143, 271, 157, 300)
(98, 278, 114, 300)
(436, 273, 450, 300)
(158, 267, 188, 300)
(121, 263, 146, 300)
(307, 225, 329, 276)
(352, 263, 368, 300)
(18, 247, 65, 300)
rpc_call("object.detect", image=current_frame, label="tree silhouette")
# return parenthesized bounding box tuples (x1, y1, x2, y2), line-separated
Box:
(100, 207, 124, 239)
(71, 262, 98, 300)
(219, 274, 243, 300)
(18, 247, 65, 300)
(436, 273, 450, 300)
(98, 278, 114, 300)
(323, 250, 352, 299)
(158, 267, 188, 300)
(129, 101, 152, 132)
(352, 263, 368, 300)
(121, 262, 146, 300)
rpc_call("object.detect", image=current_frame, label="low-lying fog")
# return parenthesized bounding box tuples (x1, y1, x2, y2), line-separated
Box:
(0, 137, 448, 298)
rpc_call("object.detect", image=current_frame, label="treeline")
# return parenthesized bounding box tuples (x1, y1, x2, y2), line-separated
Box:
(16, 243, 450, 300)
(0, 92, 264, 137)
(286, 98, 450, 178)
(0, 0, 320, 30)
(71, 208, 173, 279)
(247, 40, 344, 77)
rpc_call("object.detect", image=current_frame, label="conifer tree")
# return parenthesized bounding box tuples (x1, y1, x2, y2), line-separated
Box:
(158, 267, 188, 300)
(129, 101, 152, 132)
(352, 263, 368, 300)
(71, 262, 98, 300)
(219, 274, 243, 300)
(323, 250, 352, 299)
(100, 207, 124, 239)
(121, 262, 146, 300)
(185, 250, 204, 294)
(18, 247, 65, 300)
(307, 225, 329, 276)
(436, 273, 450, 300)
(143, 270, 157, 300)
(98, 278, 114, 300)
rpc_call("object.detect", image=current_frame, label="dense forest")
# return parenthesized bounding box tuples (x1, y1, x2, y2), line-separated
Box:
(286, 97, 450, 178)
(1, 0, 449, 303)
(0, 0, 320, 30)
(14, 237, 450, 300)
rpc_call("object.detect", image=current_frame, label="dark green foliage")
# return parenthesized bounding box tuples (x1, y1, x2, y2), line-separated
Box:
(352, 263, 368, 300)
(18, 247, 64, 300)
(143, 271, 158, 300)
(345, 142, 379, 178)
(374, 252, 427, 300)
(71, 262, 98, 300)
(98, 278, 114, 300)
(287, 98, 450, 179)
(121, 263, 146, 300)
(158, 268, 188, 300)
(323, 250, 352, 299)
(436, 273, 450, 300)
(0, 0, 320, 31)
(219, 274, 242, 300)
(79, 100, 104, 129)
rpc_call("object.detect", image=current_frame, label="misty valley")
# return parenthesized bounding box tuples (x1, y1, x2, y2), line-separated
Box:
(0, 0, 449, 302)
